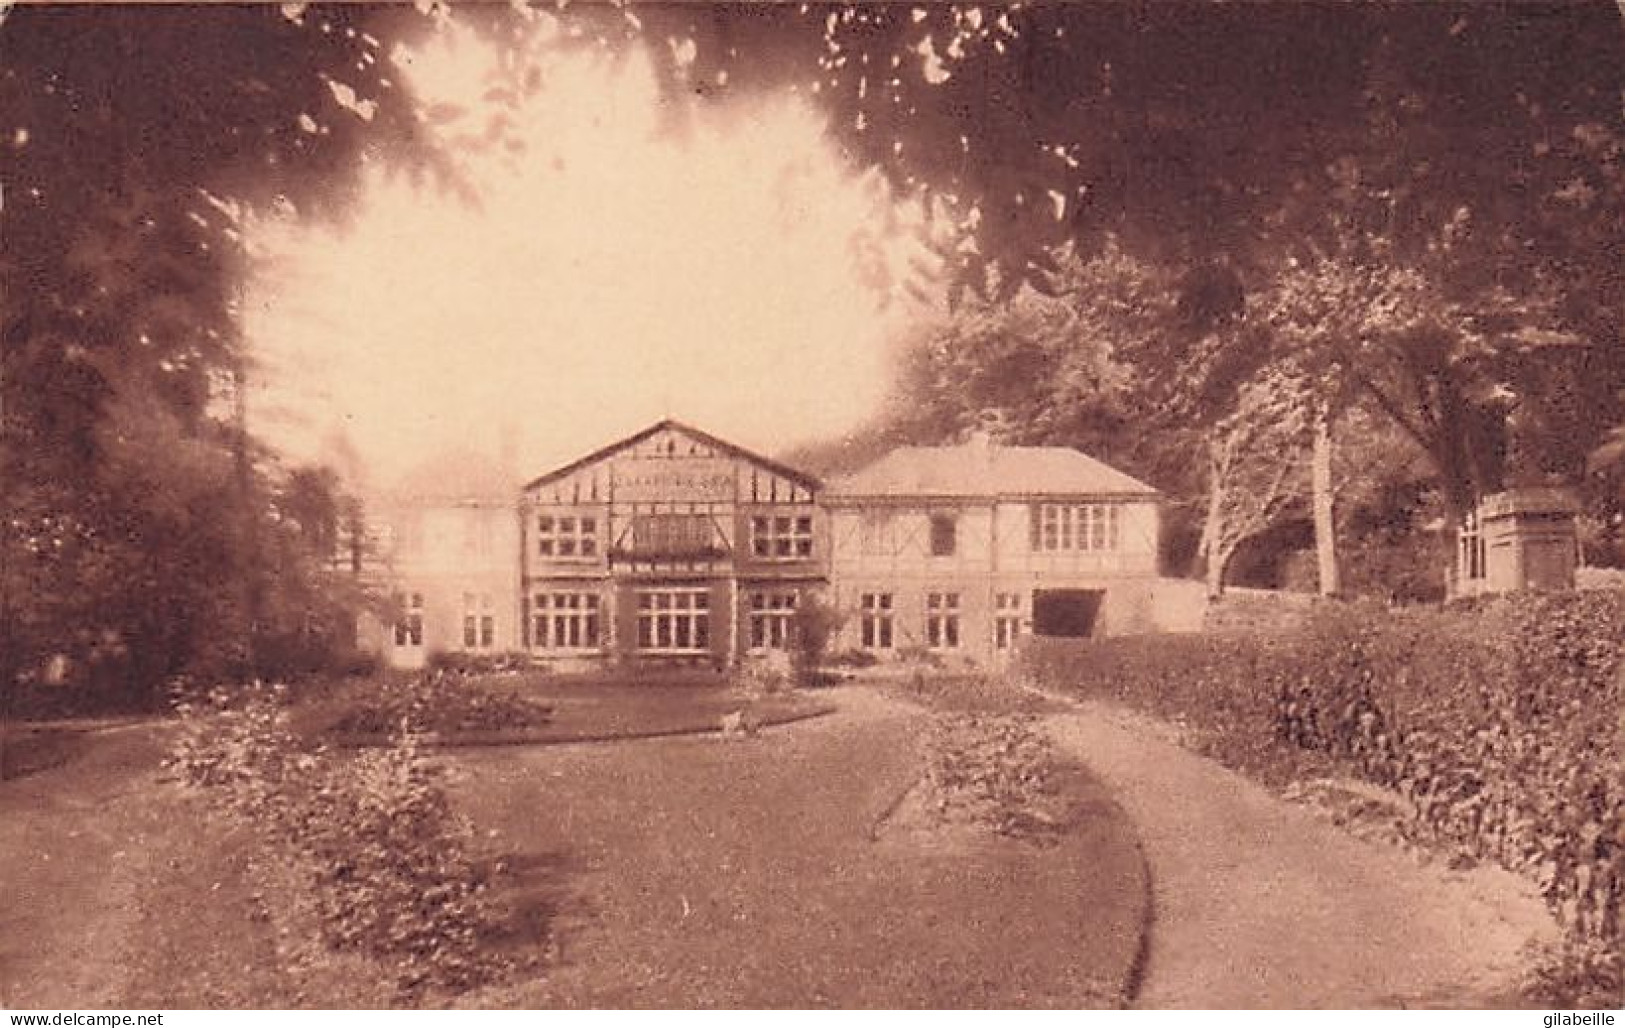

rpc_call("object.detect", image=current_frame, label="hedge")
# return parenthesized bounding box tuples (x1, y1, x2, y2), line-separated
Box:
(1021, 590, 1623, 1004)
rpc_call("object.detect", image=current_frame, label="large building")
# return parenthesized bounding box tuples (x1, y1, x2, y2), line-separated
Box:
(518, 420, 822, 670)
(352, 451, 521, 670)
(824, 433, 1164, 663)
(362, 419, 1182, 670)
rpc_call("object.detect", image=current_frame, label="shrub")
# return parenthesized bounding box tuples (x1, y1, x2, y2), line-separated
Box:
(427, 650, 532, 676)
(789, 598, 844, 687)
(327, 671, 553, 739)
(167, 680, 513, 1000)
(827, 648, 880, 669)
(736, 650, 794, 696)
(1028, 591, 1623, 1003)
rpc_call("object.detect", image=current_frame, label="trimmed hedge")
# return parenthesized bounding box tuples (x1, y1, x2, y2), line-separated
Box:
(1022, 590, 1623, 1004)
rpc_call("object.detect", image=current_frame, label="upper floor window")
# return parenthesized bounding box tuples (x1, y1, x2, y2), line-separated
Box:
(1033, 503, 1120, 552)
(537, 513, 598, 559)
(751, 513, 813, 559)
(929, 513, 957, 556)
(462, 515, 493, 557)
(860, 511, 897, 555)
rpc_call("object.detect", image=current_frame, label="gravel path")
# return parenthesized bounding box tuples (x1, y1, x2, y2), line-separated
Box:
(1038, 699, 1561, 1009)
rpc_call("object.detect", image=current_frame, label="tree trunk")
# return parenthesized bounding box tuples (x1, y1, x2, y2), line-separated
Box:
(1205, 541, 1231, 599)
(1200, 443, 1227, 599)
(1312, 409, 1340, 596)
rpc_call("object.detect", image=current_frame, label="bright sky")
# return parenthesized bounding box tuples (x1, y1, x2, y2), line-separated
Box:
(246, 24, 918, 496)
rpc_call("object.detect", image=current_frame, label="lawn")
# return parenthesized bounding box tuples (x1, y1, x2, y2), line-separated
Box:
(3, 680, 1148, 1009)
(446, 687, 1148, 1009)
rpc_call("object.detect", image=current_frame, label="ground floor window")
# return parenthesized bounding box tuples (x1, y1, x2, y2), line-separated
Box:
(747, 590, 799, 649)
(994, 591, 1024, 650)
(462, 592, 496, 649)
(533, 592, 600, 650)
(636, 588, 711, 652)
(1459, 508, 1487, 582)
(926, 592, 960, 648)
(860, 592, 894, 649)
(393, 592, 423, 647)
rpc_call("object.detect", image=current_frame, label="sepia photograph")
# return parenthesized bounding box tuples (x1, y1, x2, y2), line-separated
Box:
(2, 0, 1622, 1013)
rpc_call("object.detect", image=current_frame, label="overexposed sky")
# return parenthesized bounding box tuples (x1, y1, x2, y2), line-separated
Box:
(246, 24, 920, 494)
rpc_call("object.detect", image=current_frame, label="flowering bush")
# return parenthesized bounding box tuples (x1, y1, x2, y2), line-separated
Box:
(1024, 590, 1623, 1005)
(168, 680, 512, 1000)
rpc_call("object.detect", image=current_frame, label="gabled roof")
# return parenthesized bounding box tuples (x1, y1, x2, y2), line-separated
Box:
(523, 418, 821, 493)
(825, 439, 1159, 500)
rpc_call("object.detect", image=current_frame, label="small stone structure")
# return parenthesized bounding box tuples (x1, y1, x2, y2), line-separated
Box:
(1453, 487, 1580, 598)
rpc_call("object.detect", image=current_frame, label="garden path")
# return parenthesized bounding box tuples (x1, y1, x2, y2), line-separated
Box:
(1037, 698, 1561, 1009)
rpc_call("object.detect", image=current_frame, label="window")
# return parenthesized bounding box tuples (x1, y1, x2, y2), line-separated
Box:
(748, 591, 799, 650)
(636, 589, 711, 652)
(929, 513, 957, 556)
(994, 592, 1024, 650)
(630, 514, 715, 557)
(860, 511, 897, 555)
(393, 592, 424, 647)
(532, 592, 601, 650)
(1034, 503, 1121, 552)
(536, 513, 598, 558)
(1460, 509, 1487, 582)
(926, 592, 960, 648)
(462, 592, 496, 649)
(751, 512, 813, 559)
(860, 592, 894, 649)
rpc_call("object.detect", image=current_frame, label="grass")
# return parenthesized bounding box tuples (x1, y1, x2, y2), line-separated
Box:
(446, 688, 1148, 1008)
(4, 678, 1147, 1009)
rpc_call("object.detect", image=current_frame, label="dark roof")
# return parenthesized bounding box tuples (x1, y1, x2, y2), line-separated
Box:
(523, 419, 821, 493)
(826, 439, 1159, 500)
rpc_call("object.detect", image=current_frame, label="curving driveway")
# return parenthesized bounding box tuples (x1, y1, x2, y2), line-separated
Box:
(1038, 700, 1560, 1009)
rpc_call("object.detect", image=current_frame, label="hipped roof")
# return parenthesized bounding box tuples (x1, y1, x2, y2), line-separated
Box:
(826, 441, 1159, 501)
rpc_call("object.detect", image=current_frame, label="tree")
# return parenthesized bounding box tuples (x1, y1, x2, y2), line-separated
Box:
(1196, 368, 1311, 597)
(623, 3, 1625, 576)
(0, 4, 469, 703)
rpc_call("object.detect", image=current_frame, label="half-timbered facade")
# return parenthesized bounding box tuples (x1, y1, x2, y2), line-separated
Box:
(519, 420, 823, 669)
(824, 434, 1163, 663)
(362, 421, 1175, 670)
